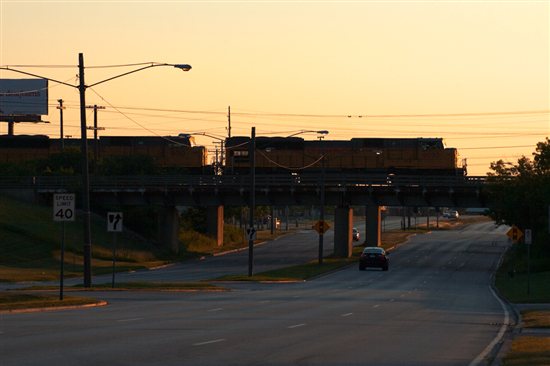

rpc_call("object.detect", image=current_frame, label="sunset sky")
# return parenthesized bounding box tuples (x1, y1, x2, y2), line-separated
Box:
(1, 0, 548, 175)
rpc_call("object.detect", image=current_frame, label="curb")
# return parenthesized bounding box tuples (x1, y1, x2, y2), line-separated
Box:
(0, 300, 108, 314)
(212, 240, 269, 257)
(486, 244, 519, 366)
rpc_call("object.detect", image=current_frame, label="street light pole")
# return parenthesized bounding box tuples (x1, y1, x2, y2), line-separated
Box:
(248, 126, 256, 277)
(1, 55, 192, 288)
(319, 151, 325, 264)
(78, 53, 93, 288)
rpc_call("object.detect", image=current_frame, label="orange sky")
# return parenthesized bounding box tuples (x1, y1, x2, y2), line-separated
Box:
(1, 0, 548, 175)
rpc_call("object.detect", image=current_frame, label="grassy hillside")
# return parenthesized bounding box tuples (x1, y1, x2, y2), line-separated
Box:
(0, 195, 170, 282)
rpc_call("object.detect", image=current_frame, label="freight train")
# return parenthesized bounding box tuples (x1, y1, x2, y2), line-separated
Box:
(0, 134, 208, 173)
(225, 136, 466, 176)
(0, 134, 466, 176)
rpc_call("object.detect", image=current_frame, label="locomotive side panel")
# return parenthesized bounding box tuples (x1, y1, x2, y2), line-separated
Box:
(0, 135, 50, 163)
(224, 136, 463, 175)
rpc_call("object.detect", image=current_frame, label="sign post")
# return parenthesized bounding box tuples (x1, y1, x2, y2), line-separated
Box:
(107, 212, 123, 288)
(53, 193, 75, 300)
(525, 229, 532, 296)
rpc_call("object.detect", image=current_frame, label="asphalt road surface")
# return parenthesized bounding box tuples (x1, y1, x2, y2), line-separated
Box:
(1, 220, 511, 366)
(59, 216, 410, 284)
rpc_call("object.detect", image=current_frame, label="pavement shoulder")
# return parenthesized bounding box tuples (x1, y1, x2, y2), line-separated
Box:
(0, 300, 108, 314)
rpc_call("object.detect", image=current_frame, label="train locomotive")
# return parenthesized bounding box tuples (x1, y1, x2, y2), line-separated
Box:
(225, 136, 466, 176)
(0, 134, 208, 173)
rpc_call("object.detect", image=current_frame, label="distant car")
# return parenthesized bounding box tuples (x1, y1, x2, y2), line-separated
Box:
(446, 210, 459, 219)
(359, 247, 389, 271)
(352, 227, 360, 241)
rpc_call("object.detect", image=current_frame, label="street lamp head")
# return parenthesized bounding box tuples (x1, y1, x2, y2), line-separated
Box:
(286, 129, 330, 138)
(174, 64, 192, 71)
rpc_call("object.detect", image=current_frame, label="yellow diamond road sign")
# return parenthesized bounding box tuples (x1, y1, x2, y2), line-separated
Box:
(506, 225, 523, 242)
(313, 220, 330, 234)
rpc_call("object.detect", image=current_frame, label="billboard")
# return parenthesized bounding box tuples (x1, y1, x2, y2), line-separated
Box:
(0, 79, 48, 115)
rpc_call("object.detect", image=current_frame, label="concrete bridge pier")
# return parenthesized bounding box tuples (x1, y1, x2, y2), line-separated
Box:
(206, 205, 224, 247)
(365, 205, 382, 247)
(158, 206, 180, 253)
(334, 206, 353, 258)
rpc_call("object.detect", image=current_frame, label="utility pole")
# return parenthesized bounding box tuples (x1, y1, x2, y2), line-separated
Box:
(57, 99, 65, 151)
(78, 53, 92, 288)
(86, 104, 106, 162)
(319, 150, 325, 264)
(248, 127, 256, 277)
(227, 105, 231, 138)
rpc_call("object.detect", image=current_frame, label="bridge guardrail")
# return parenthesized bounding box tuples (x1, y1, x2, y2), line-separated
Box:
(0, 174, 498, 191)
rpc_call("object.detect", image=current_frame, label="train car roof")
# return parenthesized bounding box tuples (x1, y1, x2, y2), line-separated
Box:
(100, 135, 194, 147)
(226, 136, 446, 149)
(225, 136, 304, 150)
(0, 134, 50, 148)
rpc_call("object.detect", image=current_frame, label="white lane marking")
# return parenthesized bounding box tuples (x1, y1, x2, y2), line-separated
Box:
(193, 338, 226, 346)
(341, 313, 353, 317)
(288, 323, 306, 329)
(373, 304, 380, 308)
(208, 308, 223, 312)
(117, 318, 143, 322)
(468, 287, 511, 366)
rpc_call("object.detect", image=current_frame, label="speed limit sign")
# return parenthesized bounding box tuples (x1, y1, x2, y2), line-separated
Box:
(53, 194, 75, 222)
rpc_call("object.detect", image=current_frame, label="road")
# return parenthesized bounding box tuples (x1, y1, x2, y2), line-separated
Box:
(64, 216, 409, 284)
(1, 220, 511, 366)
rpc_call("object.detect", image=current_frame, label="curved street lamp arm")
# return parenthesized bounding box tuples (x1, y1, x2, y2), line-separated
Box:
(88, 63, 191, 88)
(0, 66, 77, 89)
(286, 130, 330, 138)
(189, 132, 226, 141)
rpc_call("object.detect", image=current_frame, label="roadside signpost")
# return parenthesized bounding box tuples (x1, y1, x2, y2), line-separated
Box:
(525, 228, 532, 296)
(53, 193, 75, 222)
(107, 212, 123, 288)
(313, 220, 330, 265)
(53, 193, 75, 300)
(312, 220, 330, 235)
(506, 225, 523, 242)
(507, 225, 533, 296)
(246, 227, 257, 241)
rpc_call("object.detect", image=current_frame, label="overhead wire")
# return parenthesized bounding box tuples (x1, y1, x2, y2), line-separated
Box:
(88, 88, 192, 147)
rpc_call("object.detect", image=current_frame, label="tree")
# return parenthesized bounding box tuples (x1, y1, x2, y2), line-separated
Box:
(487, 138, 550, 240)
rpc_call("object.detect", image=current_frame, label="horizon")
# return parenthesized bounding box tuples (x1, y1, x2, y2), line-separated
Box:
(1, 0, 548, 175)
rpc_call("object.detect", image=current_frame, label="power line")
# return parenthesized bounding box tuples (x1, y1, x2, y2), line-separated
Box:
(232, 109, 550, 119)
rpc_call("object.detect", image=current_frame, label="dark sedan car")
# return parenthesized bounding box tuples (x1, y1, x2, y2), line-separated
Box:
(359, 247, 389, 271)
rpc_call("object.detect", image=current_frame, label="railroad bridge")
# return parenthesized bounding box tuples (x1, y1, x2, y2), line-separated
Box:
(1, 174, 492, 257)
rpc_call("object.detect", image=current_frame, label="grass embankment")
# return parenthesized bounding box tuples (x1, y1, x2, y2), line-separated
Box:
(505, 310, 550, 366)
(0, 195, 170, 283)
(494, 231, 550, 365)
(1, 282, 226, 313)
